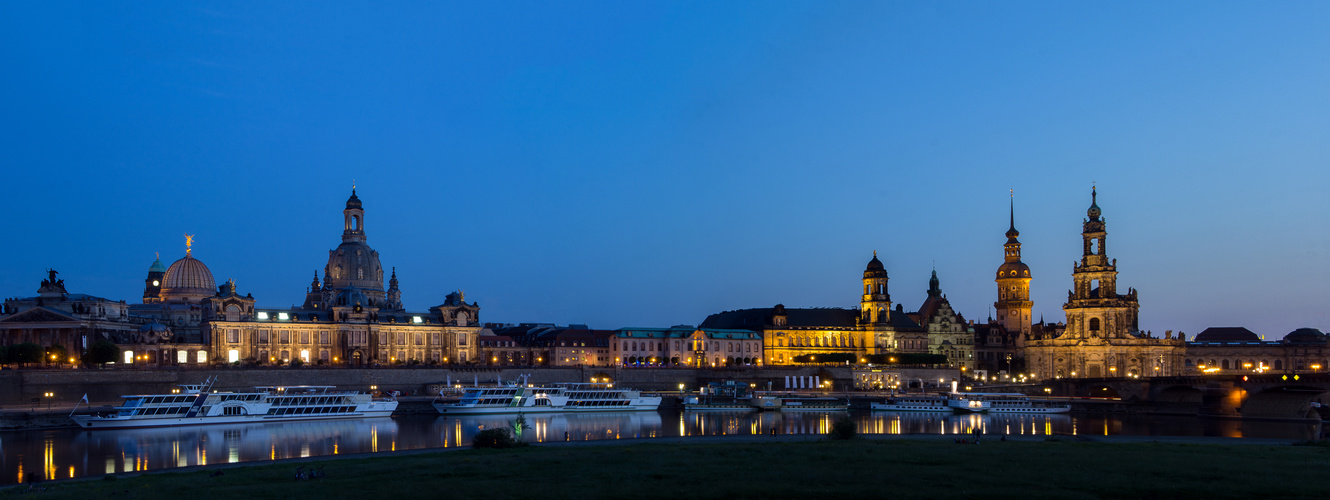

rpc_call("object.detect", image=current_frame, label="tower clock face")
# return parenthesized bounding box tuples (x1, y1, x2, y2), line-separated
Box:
(153, 280, 160, 286)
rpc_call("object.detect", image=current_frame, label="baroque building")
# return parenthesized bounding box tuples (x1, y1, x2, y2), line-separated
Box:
(701, 253, 924, 365)
(1025, 188, 1184, 379)
(0, 270, 138, 359)
(917, 270, 975, 370)
(201, 189, 482, 366)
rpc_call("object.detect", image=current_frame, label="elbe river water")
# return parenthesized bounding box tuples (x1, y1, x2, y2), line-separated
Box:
(0, 411, 1322, 484)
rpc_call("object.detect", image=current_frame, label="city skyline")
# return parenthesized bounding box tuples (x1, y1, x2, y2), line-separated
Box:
(2, 3, 1327, 338)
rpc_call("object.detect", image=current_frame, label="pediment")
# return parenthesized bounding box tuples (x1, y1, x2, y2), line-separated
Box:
(0, 307, 80, 323)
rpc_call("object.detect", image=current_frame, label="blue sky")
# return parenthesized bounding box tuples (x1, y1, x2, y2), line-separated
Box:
(2, 2, 1327, 338)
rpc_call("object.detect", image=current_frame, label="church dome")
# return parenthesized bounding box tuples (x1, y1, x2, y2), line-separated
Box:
(1087, 187, 1101, 219)
(161, 254, 216, 302)
(997, 261, 1031, 279)
(863, 253, 888, 279)
(1283, 328, 1327, 344)
(346, 189, 362, 209)
(148, 257, 167, 274)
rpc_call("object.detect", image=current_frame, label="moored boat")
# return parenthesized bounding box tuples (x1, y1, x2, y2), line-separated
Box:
(870, 395, 952, 412)
(752, 395, 848, 412)
(433, 383, 661, 415)
(69, 379, 397, 429)
(946, 393, 1070, 414)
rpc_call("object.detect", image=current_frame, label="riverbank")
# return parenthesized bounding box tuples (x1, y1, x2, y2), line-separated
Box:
(12, 435, 1330, 499)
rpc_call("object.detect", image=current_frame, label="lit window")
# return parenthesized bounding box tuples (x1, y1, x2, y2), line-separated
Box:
(257, 312, 269, 320)
(278, 312, 289, 320)
(413, 316, 423, 324)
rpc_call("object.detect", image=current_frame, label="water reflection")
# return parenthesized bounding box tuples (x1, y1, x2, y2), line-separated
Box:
(0, 411, 1320, 484)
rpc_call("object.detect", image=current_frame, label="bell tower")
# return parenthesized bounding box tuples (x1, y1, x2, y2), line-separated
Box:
(1064, 186, 1139, 340)
(860, 252, 891, 324)
(995, 193, 1032, 337)
(343, 188, 366, 244)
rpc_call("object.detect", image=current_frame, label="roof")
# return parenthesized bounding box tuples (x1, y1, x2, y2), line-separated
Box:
(1193, 327, 1260, 342)
(616, 327, 759, 340)
(701, 307, 859, 329)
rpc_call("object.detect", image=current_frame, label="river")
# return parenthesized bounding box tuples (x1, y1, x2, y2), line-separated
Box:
(0, 411, 1322, 484)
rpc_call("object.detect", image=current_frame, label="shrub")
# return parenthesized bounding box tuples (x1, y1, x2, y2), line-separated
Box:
(87, 340, 120, 366)
(473, 428, 517, 449)
(829, 416, 857, 440)
(9, 343, 43, 366)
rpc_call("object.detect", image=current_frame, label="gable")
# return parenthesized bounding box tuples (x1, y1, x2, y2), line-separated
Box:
(0, 307, 80, 323)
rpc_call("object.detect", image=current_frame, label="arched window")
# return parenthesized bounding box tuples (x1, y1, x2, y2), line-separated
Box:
(1221, 360, 1230, 369)
(1089, 318, 1100, 331)
(1275, 359, 1283, 370)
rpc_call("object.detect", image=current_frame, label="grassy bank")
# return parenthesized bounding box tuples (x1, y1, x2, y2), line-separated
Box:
(12, 437, 1330, 499)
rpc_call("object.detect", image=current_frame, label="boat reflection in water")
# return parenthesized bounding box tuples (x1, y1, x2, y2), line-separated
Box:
(72, 418, 402, 476)
(0, 410, 1322, 484)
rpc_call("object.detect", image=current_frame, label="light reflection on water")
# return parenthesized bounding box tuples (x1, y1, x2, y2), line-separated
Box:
(0, 411, 1320, 484)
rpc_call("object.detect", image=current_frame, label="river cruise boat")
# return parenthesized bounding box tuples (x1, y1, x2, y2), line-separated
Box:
(69, 380, 398, 429)
(433, 383, 661, 415)
(752, 395, 848, 412)
(946, 393, 1071, 414)
(870, 395, 952, 412)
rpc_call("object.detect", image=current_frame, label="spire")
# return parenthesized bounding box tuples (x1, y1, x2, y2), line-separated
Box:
(1087, 184, 1101, 220)
(388, 267, 399, 290)
(927, 269, 941, 298)
(311, 271, 321, 291)
(1005, 190, 1020, 240)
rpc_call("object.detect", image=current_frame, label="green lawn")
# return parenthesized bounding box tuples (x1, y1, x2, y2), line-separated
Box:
(12, 438, 1330, 499)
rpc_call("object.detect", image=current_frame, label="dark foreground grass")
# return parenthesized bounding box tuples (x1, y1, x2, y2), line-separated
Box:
(10, 438, 1330, 500)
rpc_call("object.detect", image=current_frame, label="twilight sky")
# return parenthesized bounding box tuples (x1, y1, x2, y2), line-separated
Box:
(2, 2, 1327, 339)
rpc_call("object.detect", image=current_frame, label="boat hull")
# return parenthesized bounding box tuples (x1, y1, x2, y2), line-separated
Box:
(71, 406, 398, 429)
(433, 403, 660, 415)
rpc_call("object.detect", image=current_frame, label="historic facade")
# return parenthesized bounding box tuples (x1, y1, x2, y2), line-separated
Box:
(202, 190, 482, 366)
(917, 271, 975, 370)
(701, 253, 925, 365)
(1025, 188, 1184, 379)
(0, 270, 139, 361)
(1184, 327, 1329, 374)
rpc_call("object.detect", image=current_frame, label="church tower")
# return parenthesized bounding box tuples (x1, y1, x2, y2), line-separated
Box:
(142, 254, 167, 303)
(1063, 187, 1139, 340)
(322, 188, 386, 306)
(860, 252, 891, 324)
(995, 194, 1032, 337)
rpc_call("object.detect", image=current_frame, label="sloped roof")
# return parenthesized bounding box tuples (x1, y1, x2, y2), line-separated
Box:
(700, 307, 859, 329)
(1194, 327, 1260, 342)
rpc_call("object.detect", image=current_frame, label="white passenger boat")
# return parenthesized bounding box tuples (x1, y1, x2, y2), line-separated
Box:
(870, 395, 952, 412)
(752, 395, 848, 412)
(433, 383, 661, 415)
(946, 393, 1070, 414)
(69, 379, 398, 429)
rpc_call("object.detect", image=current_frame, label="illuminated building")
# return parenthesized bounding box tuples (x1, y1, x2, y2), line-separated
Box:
(614, 326, 761, 367)
(701, 253, 926, 365)
(1024, 187, 1184, 379)
(1183, 327, 1330, 374)
(202, 189, 481, 366)
(0, 270, 138, 358)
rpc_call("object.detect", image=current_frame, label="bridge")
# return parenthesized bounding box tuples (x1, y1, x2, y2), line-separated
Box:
(1044, 373, 1330, 420)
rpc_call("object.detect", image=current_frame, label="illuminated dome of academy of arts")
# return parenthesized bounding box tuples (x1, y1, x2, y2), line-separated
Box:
(160, 252, 216, 303)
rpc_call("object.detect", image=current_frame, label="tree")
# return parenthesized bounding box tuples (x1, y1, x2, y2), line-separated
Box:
(9, 343, 44, 366)
(87, 340, 120, 366)
(46, 344, 68, 365)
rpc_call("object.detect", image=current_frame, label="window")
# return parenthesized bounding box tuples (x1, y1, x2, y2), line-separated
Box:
(458, 336, 466, 346)
(431, 333, 440, 345)
(259, 330, 269, 344)
(197, 351, 207, 363)
(300, 350, 310, 363)
(228, 350, 239, 363)
(280, 350, 289, 361)
(280, 330, 290, 344)
(377, 332, 386, 344)
(227, 329, 240, 343)
(300, 331, 310, 344)
(396, 332, 405, 345)
(124, 350, 134, 364)
(320, 331, 329, 345)
(1089, 318, 1100, 332)
(178, 351, 188, 364)
(414, 333, 423, 346)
